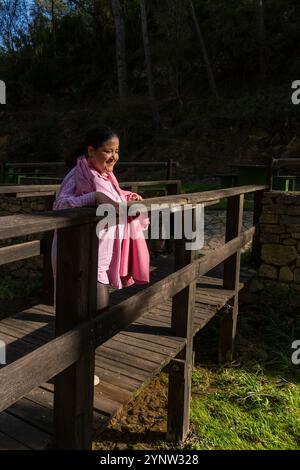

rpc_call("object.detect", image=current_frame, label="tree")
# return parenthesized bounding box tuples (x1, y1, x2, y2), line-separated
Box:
(187, 0, 219, 100)
(257, 0, 266, 83)
(111, 0, 128, 104)
(0, 0, 30, 52)
(139, 0, 159, 129)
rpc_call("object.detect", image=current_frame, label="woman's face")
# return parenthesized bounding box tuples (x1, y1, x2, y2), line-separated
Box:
(87, 136, 119, 173)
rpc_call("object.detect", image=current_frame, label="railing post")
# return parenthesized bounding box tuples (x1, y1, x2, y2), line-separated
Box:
(219, 194, 244, 363)
(251, 189, 264, 268)
(166, 180, 182, 196)
(167, 206, 197, 442)
(42, 194, 56, 305)
(0, 162, 6, 183)
(167, 159, 174, 180)
(53, 221, 98, 449)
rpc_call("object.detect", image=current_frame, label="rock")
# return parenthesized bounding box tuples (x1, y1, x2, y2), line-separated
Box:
(287, 206, 300, 216)
(296, 256, 300, 267)
(279, 266, 294, 282)
(260, 224, 286, 234)
(292, 233, 300, 239)
(282, 238, 297, 246)
(260, 233, 280, 243)
(9, 205, 21, 213)
(258, 263, 278, 279)
(260, 213, 278, 224)
(294, 269, 300, 284)
(248, 278, 265, 292)
(277, 194, 299, 205)
(261, 244, 297, 266)
(239, 290, 259, 305)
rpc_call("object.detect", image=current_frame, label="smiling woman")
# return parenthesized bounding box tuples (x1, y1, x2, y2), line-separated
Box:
(0, 80, 6, 104)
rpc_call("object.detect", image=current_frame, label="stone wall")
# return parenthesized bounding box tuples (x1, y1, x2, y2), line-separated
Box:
(257, 191, 300, 293)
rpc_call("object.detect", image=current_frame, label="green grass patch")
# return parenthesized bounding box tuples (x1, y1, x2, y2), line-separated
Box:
(0, 274, 43, 301)
(189, 282, 300, 450)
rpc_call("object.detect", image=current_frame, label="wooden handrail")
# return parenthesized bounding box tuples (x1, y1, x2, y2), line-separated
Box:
(4, 161, 180, 168)
(0, 185, 266, 241)
(0, 225, 255, 412)
(0, 180, 182, 195)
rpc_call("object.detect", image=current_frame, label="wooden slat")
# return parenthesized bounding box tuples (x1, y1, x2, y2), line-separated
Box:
(0, 241, 41, 266)
(0, 430, 31, 450)
(0, 412, 51, 450)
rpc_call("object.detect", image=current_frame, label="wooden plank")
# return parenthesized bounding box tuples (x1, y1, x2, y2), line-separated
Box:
(0, 241, 41, 266)
(0, 430, 31, 450)
(98, 337, 169, 365)
(0, 412, 51, 450)
(6, 398, 53, 434)
(107, 332, 175, 357)
(95, 353, 151, 381)
(0, 208, 100, 241)
(220, 194, 244, 363)
(167, 206, 197, 443)
(53, 221, 98, 450)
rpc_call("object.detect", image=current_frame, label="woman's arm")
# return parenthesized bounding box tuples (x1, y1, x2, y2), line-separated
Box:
(53, 171, 96, 210)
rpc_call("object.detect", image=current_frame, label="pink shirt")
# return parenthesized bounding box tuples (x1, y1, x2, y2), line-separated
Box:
(51, 164, 134, 291)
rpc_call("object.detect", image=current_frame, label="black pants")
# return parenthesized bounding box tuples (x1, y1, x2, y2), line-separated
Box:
(97, 282, 110, 314)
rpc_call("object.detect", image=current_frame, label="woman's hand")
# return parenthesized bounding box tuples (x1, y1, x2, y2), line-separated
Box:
(95, 191, 120, 214)
(130, 192, 143, 201)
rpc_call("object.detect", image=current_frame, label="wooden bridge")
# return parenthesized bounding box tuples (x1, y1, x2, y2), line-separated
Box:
(0, 184, 266, 449)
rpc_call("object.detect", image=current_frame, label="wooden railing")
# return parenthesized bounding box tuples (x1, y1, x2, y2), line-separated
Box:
(0, 184, 266, 448)
(0, 179, 182, 198)
(0, 159, 179, 183)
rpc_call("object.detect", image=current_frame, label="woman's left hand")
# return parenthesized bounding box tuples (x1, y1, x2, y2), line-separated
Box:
(130, 192, 143, 201)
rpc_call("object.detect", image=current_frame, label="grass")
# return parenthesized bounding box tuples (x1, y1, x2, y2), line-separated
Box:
(0, 273, 43, 302)
(188, 282, 300, 450)
(189, 367, 300, 450)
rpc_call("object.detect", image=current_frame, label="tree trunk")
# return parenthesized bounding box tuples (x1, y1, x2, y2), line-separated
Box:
(51, 0, 57, 57)
(187, 0, 219, 100)
(111, 0, 128, 104)
(257, 0, 267, 83)
(139, 0, 160, 130)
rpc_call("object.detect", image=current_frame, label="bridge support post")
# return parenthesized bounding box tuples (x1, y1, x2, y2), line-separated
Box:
(167, 207, 197, 442)
(219, 194, 244, 363)
(53, 222, 98, 449)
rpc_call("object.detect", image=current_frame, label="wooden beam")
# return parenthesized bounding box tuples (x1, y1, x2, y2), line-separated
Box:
(53, 221, 98, 450)
(167, 207, 197, 442)
(219, 194, 244, 363)
(0, 241, 40, 266)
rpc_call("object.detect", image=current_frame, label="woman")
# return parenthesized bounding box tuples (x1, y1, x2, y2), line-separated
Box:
(51, 125, 150, 385)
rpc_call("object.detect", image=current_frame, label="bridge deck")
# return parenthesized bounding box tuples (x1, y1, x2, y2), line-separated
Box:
(0, 263, 243, 449)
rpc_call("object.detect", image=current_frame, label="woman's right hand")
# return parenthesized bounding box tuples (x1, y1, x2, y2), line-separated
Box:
(95, 191, 120, 214)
